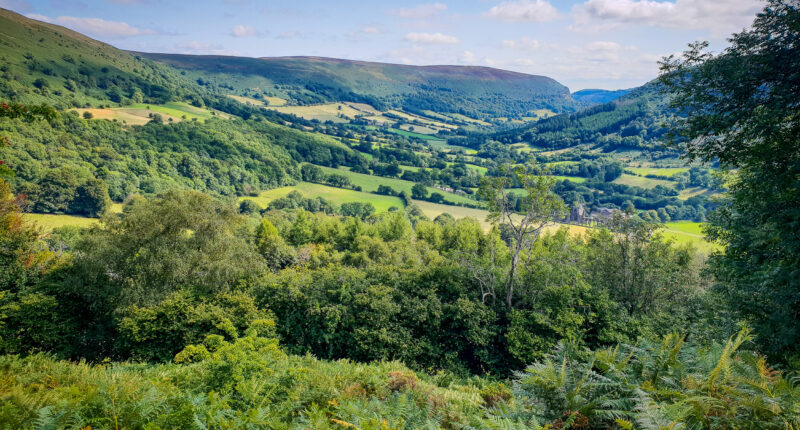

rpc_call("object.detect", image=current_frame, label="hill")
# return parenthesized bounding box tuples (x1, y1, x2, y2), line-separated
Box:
(0, 8, 207, 109)
(138, 53, 576, 118)
(572, 88, 632, 105)
(493, 82, 672, 154)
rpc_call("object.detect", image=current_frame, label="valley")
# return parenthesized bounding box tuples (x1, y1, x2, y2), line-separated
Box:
(1, 2, 797, 429)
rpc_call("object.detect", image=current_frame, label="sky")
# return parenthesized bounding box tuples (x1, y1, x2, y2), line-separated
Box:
(1, 0, 764, 91)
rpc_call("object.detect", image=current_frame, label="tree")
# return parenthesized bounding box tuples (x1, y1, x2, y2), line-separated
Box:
(71, 178, 110, 217)
(479, 165, 566, 308)
(411, 183, 428, 200)
(82, 110, 93, 119)
(658, 0, 800, 362)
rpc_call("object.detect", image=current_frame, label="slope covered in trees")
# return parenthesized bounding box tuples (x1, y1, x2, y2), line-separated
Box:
(139, 53, 576, 117)
(493, 82, 673, 153)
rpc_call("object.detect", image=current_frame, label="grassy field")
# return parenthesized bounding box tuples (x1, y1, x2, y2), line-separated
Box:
(397, 123, 438, 134)
(628, 167, 689, 177)
(316, 166, 478, 206)
(613, 174, 675, 189)
(267, 103, 362, 123)
(227, 94, 287, 107)
(23, 213, 99, 232)
(240, 182, 404, 213)
(76, 102, 227, 125)
(662, 221, 719, 253)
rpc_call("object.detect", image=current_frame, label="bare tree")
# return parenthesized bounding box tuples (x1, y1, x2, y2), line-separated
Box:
(479, 164, 566, 309)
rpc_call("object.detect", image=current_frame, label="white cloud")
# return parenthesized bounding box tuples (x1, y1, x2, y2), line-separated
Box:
(391, 3, 447, 19)
(502, 37, 542, 50)
(405, 32, 459, 45)
(231, 25, 259, 38)
(27, 14, 157, 38)
(361, 26, 381, 34)
(572, 0, 762, 36)
(485, 0, 558, 23)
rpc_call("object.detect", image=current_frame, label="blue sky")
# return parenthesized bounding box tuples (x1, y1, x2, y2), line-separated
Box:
(3, 0, 763, 90)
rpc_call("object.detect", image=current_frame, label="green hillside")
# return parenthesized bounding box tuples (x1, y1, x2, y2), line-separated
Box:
(0, 8, 205, 109)
(138, 53, 576, 117)
(493, 82, 672, 154)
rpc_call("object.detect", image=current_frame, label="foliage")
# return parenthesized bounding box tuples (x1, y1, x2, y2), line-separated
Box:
(659, 0, 800, 363)
(515, 329, 800, 429)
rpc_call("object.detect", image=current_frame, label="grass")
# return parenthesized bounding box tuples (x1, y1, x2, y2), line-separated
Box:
(240, 182, 404, 213)
(662, 221, 720, 253)
(23, 213, 99, 232)
(627, 167, 689, 177)
(227, 94, 287, 107)
(553, 176, 587, 183)
(267, 103, 361, 123)
(388, 128, 442, 141)
(76, 102, 227, 125)
(613, 174, 675, 189)
(678, 187, 719, 200)
(316, 166, 478, 206)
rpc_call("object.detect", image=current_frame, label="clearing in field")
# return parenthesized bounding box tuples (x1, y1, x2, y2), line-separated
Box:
(240, 182, 404, 213)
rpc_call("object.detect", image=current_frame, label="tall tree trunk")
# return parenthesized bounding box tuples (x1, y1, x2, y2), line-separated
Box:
(507, 243, 522, 309)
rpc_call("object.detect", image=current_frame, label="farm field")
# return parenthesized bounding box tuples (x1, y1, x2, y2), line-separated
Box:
(662, 221, 719, 253)
(240, 182, 404, 213)
(227, 94, 287, 106)
(627, 167, 689, 177)
(267, 103, 361, 123)
(678, 186, 718, 200)
(613, 174, 675, 189)
(75, 102, 227, 125)
(316, 166, 478, 206)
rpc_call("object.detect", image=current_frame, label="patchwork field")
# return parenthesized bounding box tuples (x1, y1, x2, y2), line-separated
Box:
(240, 182, 404, 213)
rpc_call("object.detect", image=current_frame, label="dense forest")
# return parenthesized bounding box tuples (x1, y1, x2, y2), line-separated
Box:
(1, 1, 799, 428)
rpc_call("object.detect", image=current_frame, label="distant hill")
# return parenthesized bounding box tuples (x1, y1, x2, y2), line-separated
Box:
(493, 82, 674, 153)
(572, 88, 633, 105)
(138, 53, 576, 118)
(0, 8, 207, 109)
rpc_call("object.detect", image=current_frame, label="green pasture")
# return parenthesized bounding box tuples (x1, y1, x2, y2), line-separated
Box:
(613, 174, 675, 189)
(316, 166, 478, 206)
(628, 167, 689, 177)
